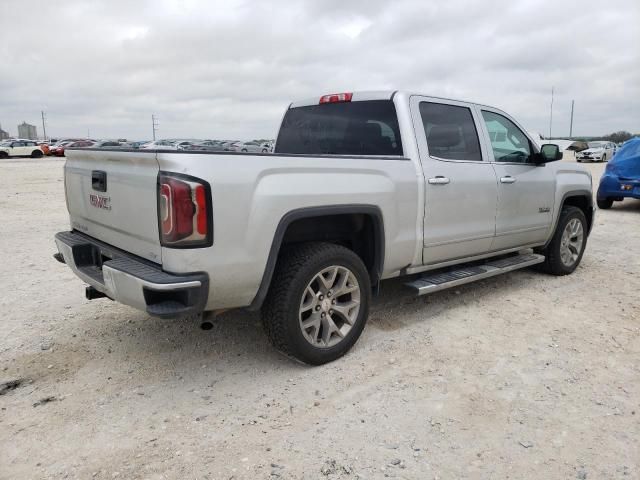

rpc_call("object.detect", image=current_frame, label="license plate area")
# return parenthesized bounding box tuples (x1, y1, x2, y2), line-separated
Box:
(71, 243, 114, 284)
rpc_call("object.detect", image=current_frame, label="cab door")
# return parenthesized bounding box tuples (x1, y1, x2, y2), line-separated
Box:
(476, 107, 556, 250)
(410, 96, 498, 265)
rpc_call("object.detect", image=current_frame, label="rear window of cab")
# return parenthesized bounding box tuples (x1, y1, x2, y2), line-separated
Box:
(275, 100, 403, 156)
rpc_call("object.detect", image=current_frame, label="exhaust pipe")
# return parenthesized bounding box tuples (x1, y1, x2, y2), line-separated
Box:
(85, 286, 108, 300)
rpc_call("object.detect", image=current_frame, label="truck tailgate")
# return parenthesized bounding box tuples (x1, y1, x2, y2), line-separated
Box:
(64, 149, 161, 263)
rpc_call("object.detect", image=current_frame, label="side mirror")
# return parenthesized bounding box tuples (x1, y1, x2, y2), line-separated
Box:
(539, 143, 563, 163)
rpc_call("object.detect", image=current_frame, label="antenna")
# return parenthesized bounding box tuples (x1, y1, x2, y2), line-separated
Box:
(152, 114, 159, 141)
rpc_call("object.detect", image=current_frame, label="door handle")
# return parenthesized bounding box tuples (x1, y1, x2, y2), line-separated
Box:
(500, 176, 516, 184)
(428, 176, 450, 185)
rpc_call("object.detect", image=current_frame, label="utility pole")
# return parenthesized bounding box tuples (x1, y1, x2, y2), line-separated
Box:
(152, 114, 159, 141)
(41, 111, 47, 141)
(569, 100, 575, 139)
(548, 87, 554, 139)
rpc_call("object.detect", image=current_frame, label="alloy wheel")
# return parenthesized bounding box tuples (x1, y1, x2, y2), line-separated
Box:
(559, 218, 584, 267)
(298, 265, 361, 348)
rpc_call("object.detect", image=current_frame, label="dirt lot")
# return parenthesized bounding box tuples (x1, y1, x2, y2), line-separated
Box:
(1, 156, 639, 480)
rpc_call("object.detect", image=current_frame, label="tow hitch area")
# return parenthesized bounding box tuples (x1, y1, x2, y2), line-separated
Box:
(86, 286, 110, 301)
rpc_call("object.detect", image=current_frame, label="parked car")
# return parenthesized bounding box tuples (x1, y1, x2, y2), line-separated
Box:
(0, 139, 44, 158)
(141, 140, 182, 150)
(50, 140, 84, 157)
(90, 140, 124, 149)
(221, 141, 242, 151)
(37, 142, 51, 155)
(187, 141, 225, 152)
(576, 141, 615, 162)
(54, 90, 594, 365)
(239, 141, 271, 153)
(596, 137, 640, 209)
(123, 141, 150, 149)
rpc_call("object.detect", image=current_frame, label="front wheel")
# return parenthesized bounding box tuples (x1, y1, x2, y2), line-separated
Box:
(262, 242, 371, 365)
(534, 206, 587, 276)
(601, 154, 607, 163)
(31, 150, 44, 158)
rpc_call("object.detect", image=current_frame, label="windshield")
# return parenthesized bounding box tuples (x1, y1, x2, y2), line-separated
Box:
(275, 100, 403, 156)
(588, 142, 605, 148)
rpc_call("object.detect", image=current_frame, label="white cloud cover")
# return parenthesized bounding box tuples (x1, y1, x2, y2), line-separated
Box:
(1, 0, 638, 140)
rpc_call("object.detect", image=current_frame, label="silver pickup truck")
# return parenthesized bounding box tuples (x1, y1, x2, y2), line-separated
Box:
(55, 91, 594, 364)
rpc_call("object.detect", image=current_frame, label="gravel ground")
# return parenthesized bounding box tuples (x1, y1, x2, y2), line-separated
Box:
(1, 156, 639, 480)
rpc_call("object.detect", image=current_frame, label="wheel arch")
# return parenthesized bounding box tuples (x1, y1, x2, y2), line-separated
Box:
(248, 205, 385, 311)
(546, 190, 594, 247)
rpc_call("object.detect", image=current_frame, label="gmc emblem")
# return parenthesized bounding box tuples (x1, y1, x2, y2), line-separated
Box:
(89, 194, 111, 210)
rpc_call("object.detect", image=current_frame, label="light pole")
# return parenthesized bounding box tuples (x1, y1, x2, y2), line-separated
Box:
(41, 111, 47, 141)
(152, 114, 159, 141)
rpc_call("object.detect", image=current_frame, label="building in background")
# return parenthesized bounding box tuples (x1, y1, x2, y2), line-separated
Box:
(17, 121, 37, 140)
(0, 123, 9, 140)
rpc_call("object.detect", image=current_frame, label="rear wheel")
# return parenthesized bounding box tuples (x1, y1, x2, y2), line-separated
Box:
(31, 150, 44, 158)
(534, 206, 587, 276)
(262, 242, 371, 365)
(597, 197, 613, 209)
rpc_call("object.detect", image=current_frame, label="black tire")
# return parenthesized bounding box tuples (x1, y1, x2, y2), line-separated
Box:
(534, 206, 588, 276)
(31, 150, 44, 158)
(0, 152, 8, 159)
(241, 149, 248, 152)
(601, 154, 606, 163)
(261, 242, 371, 365)
(597, 197, 613, 209)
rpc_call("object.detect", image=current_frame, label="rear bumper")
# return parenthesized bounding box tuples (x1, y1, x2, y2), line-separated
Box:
(54, 231, 209, 318)
(597, 174, 640, 200)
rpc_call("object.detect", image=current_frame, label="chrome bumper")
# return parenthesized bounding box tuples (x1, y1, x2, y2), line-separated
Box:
(54, 231, 208, 318)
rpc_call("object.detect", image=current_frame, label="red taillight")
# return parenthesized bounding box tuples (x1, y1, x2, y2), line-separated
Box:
(319, 92, 353, 104)
(158, 173, 212, 247)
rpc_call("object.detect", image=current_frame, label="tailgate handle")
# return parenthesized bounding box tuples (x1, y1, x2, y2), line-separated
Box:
(92, 170, 107, 192)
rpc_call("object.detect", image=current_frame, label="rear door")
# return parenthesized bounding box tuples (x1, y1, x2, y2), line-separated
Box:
(410, 96, 498, 264)
(476, 107, 555, 250)
(64, 149, 162, 262)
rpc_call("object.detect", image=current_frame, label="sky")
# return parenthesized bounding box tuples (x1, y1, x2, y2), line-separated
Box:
(1, 0, 638, 140)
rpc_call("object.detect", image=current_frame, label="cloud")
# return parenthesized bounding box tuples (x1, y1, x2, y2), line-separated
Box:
(0, 0, 638, 139)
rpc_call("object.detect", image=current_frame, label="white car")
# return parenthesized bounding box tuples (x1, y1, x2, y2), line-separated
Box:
(239, 141, 271, 153)
(140, 140, 180, 150)
(0, 139, 44, 158)
(576, 141, 615, 162)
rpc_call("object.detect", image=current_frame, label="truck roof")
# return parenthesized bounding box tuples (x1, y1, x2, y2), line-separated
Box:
(289, 90, 498, 111)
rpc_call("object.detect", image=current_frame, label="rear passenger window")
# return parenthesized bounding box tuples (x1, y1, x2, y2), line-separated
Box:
(275, 100, 403, 156)
(420, 102, 482, 161)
